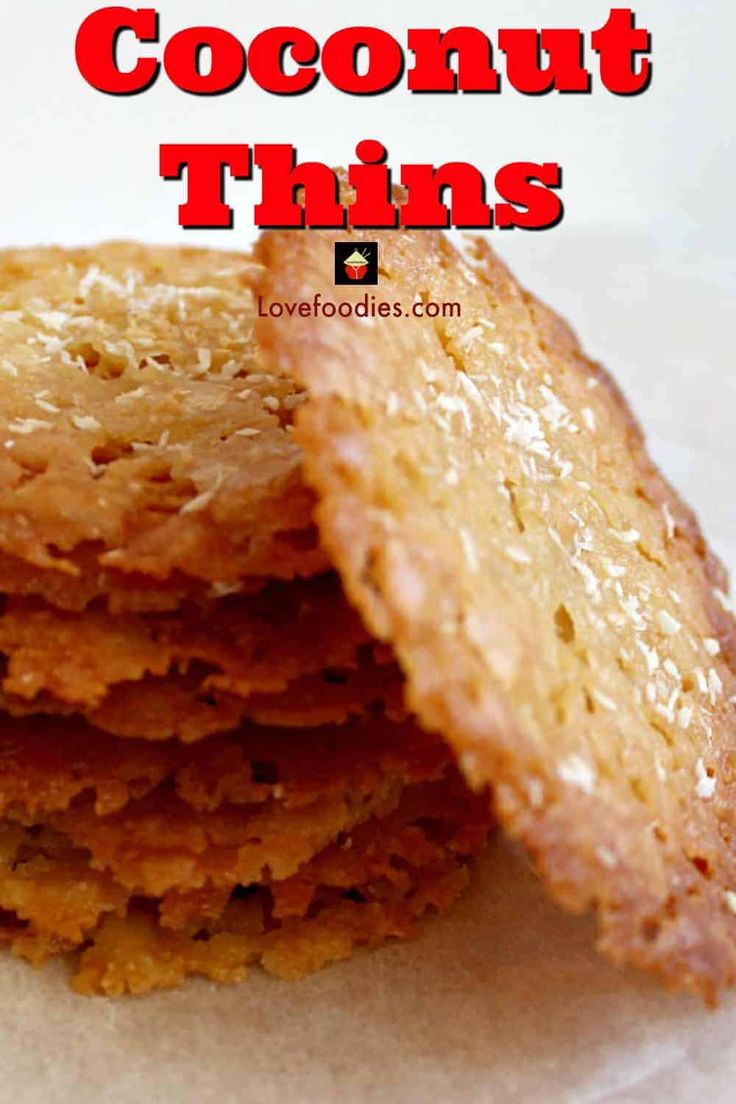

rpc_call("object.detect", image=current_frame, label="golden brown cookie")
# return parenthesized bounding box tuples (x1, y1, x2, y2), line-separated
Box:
(72, 769, 489, 995)
(0, 574, 368, 708)
(0, 721, 491, 994)
(255, 224, 736, 1000)
(0, 713, 433, 824)
(0, 244, 326, 587)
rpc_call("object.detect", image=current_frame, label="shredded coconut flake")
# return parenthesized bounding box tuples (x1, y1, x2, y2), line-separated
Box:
(610, 528, 640, 544)
(695, 758, 716, 800)
(708, 668, 723, 705)
(596, 846, 617, 868)
(677, 705, 693, 730)
(663, 658, 681, 682)
(662, 502, 675, 540)
(656, 610, 681, 636)
(35, 398, 60, 414)
(71, 414, 101, 432)
(714, 588, 733, 613)
(456, 325, 484, 350)
(591, 689, 616, 711)
(180, 473, 224, 515)
(558, 755, 596, 794)
(505, 544, 531, 565)
(34, 310, 68, 331)
(571, 556, 601, 602)
(459, 527, 480, 572)
(7, 418, 52, 435)
(208, 581, 242, 598)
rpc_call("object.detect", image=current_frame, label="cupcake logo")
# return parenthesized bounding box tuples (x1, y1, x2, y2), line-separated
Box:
(343, 247, 370, 280)
(334, 242, 379, 286)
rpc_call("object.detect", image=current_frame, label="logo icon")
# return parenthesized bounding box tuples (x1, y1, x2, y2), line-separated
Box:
(334, 242, 379, 286)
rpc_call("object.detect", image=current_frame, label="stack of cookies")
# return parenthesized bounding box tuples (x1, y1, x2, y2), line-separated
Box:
(2, 224, 735, 1004)
(0, 245, 491, 995)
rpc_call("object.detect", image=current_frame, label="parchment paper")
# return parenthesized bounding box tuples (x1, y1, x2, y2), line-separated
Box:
(0, 234, 733, 1103)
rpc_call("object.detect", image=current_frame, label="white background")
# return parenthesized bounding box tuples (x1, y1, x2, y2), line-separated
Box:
(0, 3, 735, 1102)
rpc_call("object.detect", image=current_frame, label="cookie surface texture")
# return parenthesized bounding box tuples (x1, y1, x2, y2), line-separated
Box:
(255, 226, 736, 999)
(0, 244, 325, 587)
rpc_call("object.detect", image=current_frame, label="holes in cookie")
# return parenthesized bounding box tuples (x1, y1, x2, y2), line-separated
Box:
(230, 884, 258, 901)
(44, 543, 70, 561)
(91, 441, 134, 465)
(67, 341, 100, 370)
(554, 603, 576, 644)
(144, 472, 198, 513)
(250, 760, 280, 786)
(641, 917, 661, 943)
(68, 340, 126, 379)
(690, 855, 713, 880)
(636, 542, 666, 570)
(147, 467, 175, 485)
(323, 668, 348, 686)
(504, 479, 526, 533)
(359, 549, 383, 600)
(194, 692, 218, 708)
(0, 909, 27, 934)
(629, 776, 648, 804)
(615, 655, 629, 675)
(649, 720, 675, 748)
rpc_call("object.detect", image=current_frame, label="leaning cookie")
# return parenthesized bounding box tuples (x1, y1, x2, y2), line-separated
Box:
(255, 222, 736, 1001)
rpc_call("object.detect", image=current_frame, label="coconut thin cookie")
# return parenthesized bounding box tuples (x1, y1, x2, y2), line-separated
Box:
(255, 226, 736, 1000)
(0, 244, 327, 588)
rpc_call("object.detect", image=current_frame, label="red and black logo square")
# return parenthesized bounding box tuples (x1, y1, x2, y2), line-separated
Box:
(334, 242, 379, 286)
